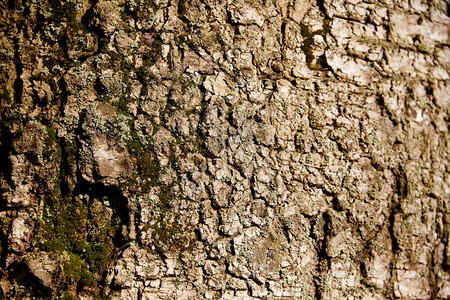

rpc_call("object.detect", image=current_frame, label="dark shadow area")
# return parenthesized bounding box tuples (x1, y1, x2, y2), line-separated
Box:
(0, 231, 9, 269)
(316, 0, 327, 16)
(81, 0, 111, 58)
(57, 76, 69, 117)
(316, 54, 330, 70)
(74, 180, 130, 247)
(80, 0, 100, 37)
(0, 115, 16, 195)
(7, 0, 16, 10)
(7, 261, 52, 298)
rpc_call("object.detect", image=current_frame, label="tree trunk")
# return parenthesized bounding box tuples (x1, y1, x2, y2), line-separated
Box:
(0, 0, 448, 298)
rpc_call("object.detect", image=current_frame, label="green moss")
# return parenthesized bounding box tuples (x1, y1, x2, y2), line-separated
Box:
(151, 217, 194, 253)
(37, 0, 82, 70)
(46, 124, 57, 143)
(142, 36, 163, 67)
(158, 185, 174, 211)
(40, 238, 66, 253)
(215, 33, 222, 43)
(107, 70, 133, 115)
(64, 252, 96, 288)
(43, 123, 61, 162)
(84, 243, 112, 273)
(123, 127, 161, 193)
(49, 1, 77, 25)
(97, 95, 112, 103)
(125, 130, 141, 154)
(139, 153, 160, 185)
(1, 108, 22, 129)
(113, 96, 131, 115)
(138, 181, 195, 253)
(39, 193, 119, 292)
(60, 138, 77, 174)
(60, 291, 78, 300)
(40, 196, 86, 252)
(43, 46, 70, 71)
(151, 221, 194, 253)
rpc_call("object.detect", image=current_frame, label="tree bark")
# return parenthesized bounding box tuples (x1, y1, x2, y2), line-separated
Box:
(0, 0, 448, 298)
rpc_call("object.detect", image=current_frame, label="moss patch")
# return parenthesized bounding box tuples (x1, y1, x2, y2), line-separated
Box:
(39, 192, 120, 294)
(149, 185, 196, 253)
(43, 123, 61, 162)
(125, 129, 160, 192)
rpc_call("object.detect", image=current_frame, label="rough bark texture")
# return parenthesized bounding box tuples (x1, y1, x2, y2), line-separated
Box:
(0, 0, 449, 299)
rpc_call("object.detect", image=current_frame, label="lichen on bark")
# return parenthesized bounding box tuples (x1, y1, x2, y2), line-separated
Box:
(0, 0, 449, 299)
